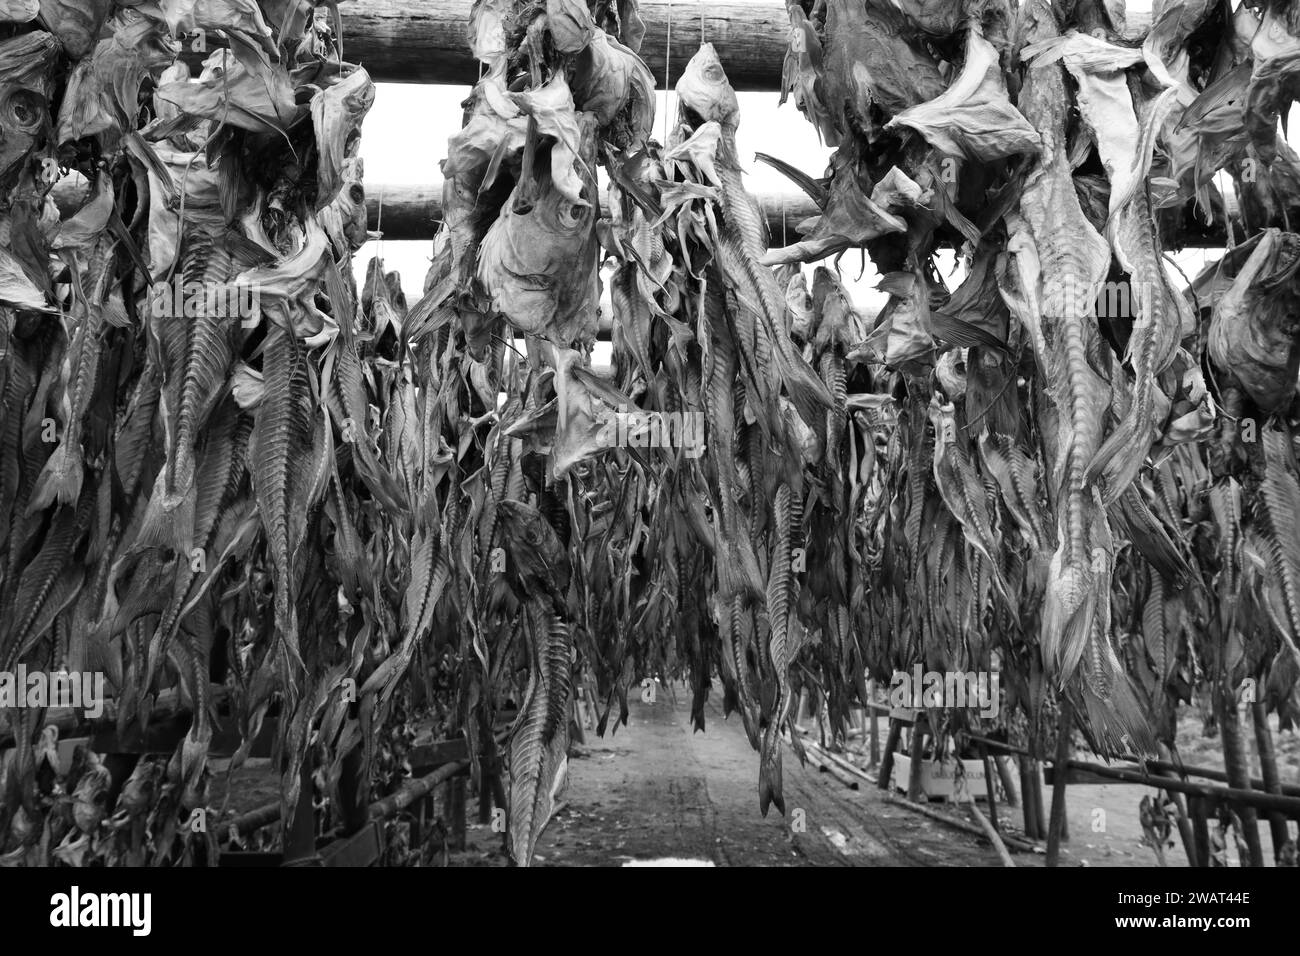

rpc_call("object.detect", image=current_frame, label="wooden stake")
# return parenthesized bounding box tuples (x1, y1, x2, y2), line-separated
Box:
(1217, 681, 1265, 866)
(979, 743, 1000, 832)
(995, 755, 1020, 808)
(1189, 794, 1211, 867)
(1046, 700, 1073, 867)
(1250, 699, 1293, 862)
(449, 775, 467, 851)
(906, 718, 926, 802)
(968, 799, 1016, 867)
(1156, 743, 1200, 868)
(878, 718, 903, 790)
(869, 698, 881, 768)
(1018, 756, 1040, 839)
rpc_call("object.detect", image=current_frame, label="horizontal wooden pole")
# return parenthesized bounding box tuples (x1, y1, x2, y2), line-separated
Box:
(368, 759, 470, 821)
(337, 2, 1152, 90)
(341, 0, 792, 90)
(365, 180, 820, 243)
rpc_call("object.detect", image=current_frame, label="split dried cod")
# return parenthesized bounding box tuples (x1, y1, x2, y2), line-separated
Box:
(1012, 1, 1150, 754)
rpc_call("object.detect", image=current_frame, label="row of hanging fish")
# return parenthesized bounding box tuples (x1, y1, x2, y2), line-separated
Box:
(0, 1, 448, 866)
(768, 0, 1300, 756)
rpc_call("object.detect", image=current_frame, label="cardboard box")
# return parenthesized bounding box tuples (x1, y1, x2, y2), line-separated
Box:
(890, 752, 990, 801)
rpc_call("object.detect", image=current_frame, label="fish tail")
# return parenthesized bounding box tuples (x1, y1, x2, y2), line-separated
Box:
(1042, 556, 1094, 681)
(759, 724, 785, 818)
(1078, 629, 1155, 757)
(135, 466, 197, 555)
(1086, 412, 1150, 505)
(27, 441, 84, 514)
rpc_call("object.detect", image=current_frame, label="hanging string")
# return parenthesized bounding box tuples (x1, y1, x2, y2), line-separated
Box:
(662, 1, 673, 147)
(375, 180, 385, 265)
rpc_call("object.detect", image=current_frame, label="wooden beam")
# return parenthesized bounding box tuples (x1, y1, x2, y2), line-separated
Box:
(341, 0, 792, 90)
(336, 2, 1153, 90)
(364, 180, 821, 243)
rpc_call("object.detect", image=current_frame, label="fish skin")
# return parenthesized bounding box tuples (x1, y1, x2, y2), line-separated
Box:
(822, 0, 946, 128)
(701, 270, 765, 604)
(1058, 51, 1186, 502)
(676, 46, 834, 432)
(137, 232, 253, 555)
(496, 498, 574, 868)
(1015, 1, 1151, 753)
(144, 404, 250, 693)
(759, 481, 799, 817)
(496, 498, 571, 605)
(978, 431, 1048, 550)
(28, 241, 115, 514)
(250, 325, 310, 671)
(2, 492, 94, 673)
(930, 399, 1016, 612)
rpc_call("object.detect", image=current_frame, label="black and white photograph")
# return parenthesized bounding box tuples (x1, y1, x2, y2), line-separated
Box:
(0, 0, 1295, 917)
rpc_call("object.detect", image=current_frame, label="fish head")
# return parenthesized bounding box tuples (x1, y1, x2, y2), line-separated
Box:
(496, 499, 569, 591)
(675, 44, 738, 131)
(478, 130, 600, 339)
(37, 0, 114, 59)
(0, 32, 58, 188)
(321, 155, 370, 252)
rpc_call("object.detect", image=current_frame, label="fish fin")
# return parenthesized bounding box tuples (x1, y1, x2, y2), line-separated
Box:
(27, 441, 84, 514)
(758, 726, 785, 818)
(752, 152, 829, 207)
(1086, 413, 1150, 505)
(1077, 639, 1155, 758)
(134, 468, 197, 555)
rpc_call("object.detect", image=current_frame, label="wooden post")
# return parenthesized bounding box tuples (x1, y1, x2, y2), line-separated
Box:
(1217, 681, 1265, 866)
(906, 716, 926, 803)
(1156, 743, 1200, 868)
(877, 718, 903, 790)
(1250, 699, 1293, 863)
(1189, 794, 1211, 867)
(1030, 759, 1047, 840)
(994, 756, 1019, 808)
(869, 701, 881, 768)
(1046, 700, 1073, 867)
(1018, 756, 1040, 839)
(449, 775, 467, 852)
(478, 768, 494, 825)
(283, 761, 317, 865)
(979, 743, 1000, 832)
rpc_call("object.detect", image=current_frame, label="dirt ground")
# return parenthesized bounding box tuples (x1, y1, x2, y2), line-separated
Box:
(458, 688, 999, 866)
(208, 687, 1297, 866)
(451, 686, 1196, 867)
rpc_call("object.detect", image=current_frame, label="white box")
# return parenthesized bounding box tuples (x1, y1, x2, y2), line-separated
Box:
(891, 753, 990, 801)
